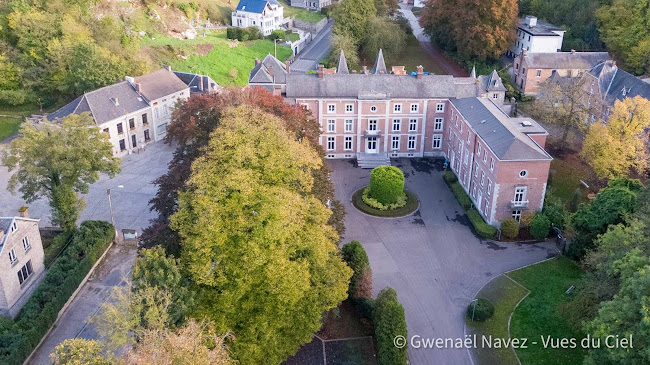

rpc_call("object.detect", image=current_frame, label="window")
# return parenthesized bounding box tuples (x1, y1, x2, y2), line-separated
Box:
(345, 119, 354, 132)
(157, 123, 168, 135)
(472, 186, 477, 198)
(345, 104, 353, 113)
(463, 149, 469, 165)
(394, 104, 402, 112)
(129, 118, 135, 130)
(391, 136, 400, 150)
(519, 170, 528, 178)
(154, 108, 160, 119)
(483, 200, 489, 217)
(536, 69, 541, 77)
(117, 123, 124, 134)
(142, 113, 148, 125)
(487, 180, 492, 196)
(432, 135, 442, 149)
(459, 123, 463, 134)
(327, 137, 335, 150)
(407, 136, 416, 150)
(483, 152, 487, 163)
(11, 221, 16, 232)
(434, 117, 443, 131)
(370, 105, 377, 112)
(493, 93, 499, 99)
(512, 210, 522, 222)
(119, 139, 126, 151)
(409, 119, 417, 132)
(368, 120, 377, 131)
(300, 103, 309, 110)
(514, 187, 526, 202)
(8, 249, 17, 265)
(477, 143, 482, 157)
(22, 236, 30, 251)
(344, 136, 353, 150)
(17, 260, 33, 285)
(392, 119, 401, 131)
(327, 119, 336, 132)
(327, 104, 335, 113)
(467, 133, 471, 145)
(102, 128, 109, 137)
(490, 158, 494, 172)
(475, 163, 479, 177)
(410, 104, 418, 112)
(436, 103, 445, 112)
(480, 171, 485, 186)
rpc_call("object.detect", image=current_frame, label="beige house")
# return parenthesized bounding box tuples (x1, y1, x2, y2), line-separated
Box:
(0, 214, 44, 318)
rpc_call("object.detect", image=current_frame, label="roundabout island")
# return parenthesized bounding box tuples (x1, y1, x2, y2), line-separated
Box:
(351, 166, 419, 218)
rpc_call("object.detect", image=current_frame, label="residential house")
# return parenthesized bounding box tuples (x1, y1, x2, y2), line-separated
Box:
(583, 60, 650, 123)
(172, 71, 221, 95)
(0, 213, 44, 318)
(512, 50, 610, 94)
(249, 54, 291, 95)
(508, 16, 565, 57)
(47, 67, 190, 157)
(232, 0, 285, 36)
(259, 50, 552, 227)
(289, 0, 331, 11)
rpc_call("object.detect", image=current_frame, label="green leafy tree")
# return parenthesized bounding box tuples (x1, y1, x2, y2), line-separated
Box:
(362, 17, 407, 63)
(50, 339, 112, 365)
(597, 0, 650, 75)
(543, 193, 568, 230)
(374, 287, 408, 365)
(342, 241, 372, 299)
(1, 114, 121, 231)
(500, 218, 519, 239)
(332, 0, 377, 41)
(369, 166, 405, 205)
(329, 32, 360, 68)
(530, 213, 551, 240)
(170, 105, 352, 364)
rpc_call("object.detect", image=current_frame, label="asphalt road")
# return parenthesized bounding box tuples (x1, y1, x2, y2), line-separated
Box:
(330, 158, 557, 365)
(290, 21, 334, 73)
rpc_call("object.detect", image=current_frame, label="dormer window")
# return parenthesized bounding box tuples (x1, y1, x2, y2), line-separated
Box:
(110, 97, 119, 106)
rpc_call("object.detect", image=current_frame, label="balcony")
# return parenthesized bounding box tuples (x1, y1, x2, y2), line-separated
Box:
(364, 129, 381, 137)
(509, 200, 529, 209)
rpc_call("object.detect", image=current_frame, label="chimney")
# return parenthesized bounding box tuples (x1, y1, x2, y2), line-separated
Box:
(317, 64, 324, 79)
(18, 206, 28, 218)
(135, 83, 141, 93)
(525, 15, 537, 28)
(198, 75, 204, 92)
(268, 65, 274, 78)
(521, 49, 527, 56)
(571, 49, 576, 54)
(392, 66, 406, 75)
(362, 66, 369, 75)
(285, 60, 290, 73)
(416, 65, 423, 79)
(255, 58, 261, 66)
(164, 65, 172, 72)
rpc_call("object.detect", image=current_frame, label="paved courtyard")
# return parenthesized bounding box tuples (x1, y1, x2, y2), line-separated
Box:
(330, 158, 557, 365)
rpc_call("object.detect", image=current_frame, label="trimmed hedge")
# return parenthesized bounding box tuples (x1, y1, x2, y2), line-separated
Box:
(467, 209, 497, 239)
(362, 187, 406, 211)
(443, 171, 471, 210)
(374, 288, 408, 365)
(0, 221, 114, 365)
(530, 212, 551, 240)
(467, 298, 494, 322)
(500, 218, 520, 239)
(226, 26, 262, 41)
(353, 188, 419, 217)
(342, 241, 372, 299)
(369, 166, 405, 205)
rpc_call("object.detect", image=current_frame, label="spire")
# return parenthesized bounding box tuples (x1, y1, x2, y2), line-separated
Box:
(337, 49, 349, 74)
(371, 49, 387, 74)
(470, 64, 476, 78)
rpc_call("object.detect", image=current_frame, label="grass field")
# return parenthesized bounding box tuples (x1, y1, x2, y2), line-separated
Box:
(509, 257, 586, 365)
(279, 0, 326, 23)
(142, 30, 292, 87)
(0, 116, 22, 141)
(387, 34, 446, 75)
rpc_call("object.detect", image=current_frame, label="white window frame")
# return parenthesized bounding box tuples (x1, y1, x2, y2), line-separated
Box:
(344, 136, 353, 151)
(394, 104, 402, 113)
(436, 103, 445, 113)
(345, 104, 353, 113)
(327, 137, 335, 151)
(483, 200, 489, 217)
(487, 180, 492, 196)
(407, 136, 416, 150)
(460, 122, 463, 134)
(327, 104, 336, 113)
(392, 119, 401, 132)
(409, 119, 417, 132)
(475, 163, 480, 177)
(344, 119, 354, 133)
(9, 249, 17, 265)
(514, 186, 527, 202)
(410, 103, 418, 113)
(434, 117, 443, 131)
(519, 170, 528, 178)
(512, 210, 522, 222)
(327, 119, 336, 133)
(300, 103, 309, 110)
(370, 105, 377, 112)
(391, 136, 400, 150)
(11, 221, 17, 232)
(432, 135, 442, 149)
(467, 133, 471, 145)
(368, 119, 378, 131)
(483, 152, 488, 163)
(490, 158, 494, 172)
(22, 236, 30, 251)
(480, 171, 485, 186)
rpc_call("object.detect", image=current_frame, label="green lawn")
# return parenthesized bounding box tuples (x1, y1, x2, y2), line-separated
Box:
(509, 257, 586, 365)
(466, 275, 529, 365)
(279, 0, 326, 23)
(142, 30, 292, 87)
(285, 31, 300, 42)
(387, 34, 446, 75)
(0, 116, 22, 141)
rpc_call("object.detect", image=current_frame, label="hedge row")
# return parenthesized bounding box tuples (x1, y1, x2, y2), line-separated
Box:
(443, 170, 496, 239)
(374, 288, 408, 365)
(0, 221, 115, 364)
(226, 27, 262, 41)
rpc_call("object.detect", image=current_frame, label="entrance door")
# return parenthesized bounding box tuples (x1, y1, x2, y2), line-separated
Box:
(131, 134, 137, 148)
(366, 137, 378, 153)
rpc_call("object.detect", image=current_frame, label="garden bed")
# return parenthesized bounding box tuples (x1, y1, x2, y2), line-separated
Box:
(352, 187, 419, 217)
(443, 171, 497, 239)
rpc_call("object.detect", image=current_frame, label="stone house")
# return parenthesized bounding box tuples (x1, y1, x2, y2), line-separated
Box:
(0, 213, 44, 318)
(232, 0, 285, 36)
(289, 0, 331, 11)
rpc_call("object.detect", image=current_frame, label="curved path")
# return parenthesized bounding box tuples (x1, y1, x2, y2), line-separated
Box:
(329, 158, 556, 364)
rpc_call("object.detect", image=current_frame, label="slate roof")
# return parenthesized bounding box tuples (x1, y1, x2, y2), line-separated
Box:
(518, 18, 564, 36)
(0, 217, 12, 248)
(248, 54, 288, 84)
(236, 0, 281, 13)
(286, 73, 480, 99)
(523, 52, 610, 70)
(135, 68, 189, 101)
(451, 98, 551, 161)
(336, 50, 349, 74)
(371, 49, 388, 75)
(47, 81, 149, 125)
(173, 71, 221, 94)
(589, 60, 650, 107)
(478, 70, 507, 93)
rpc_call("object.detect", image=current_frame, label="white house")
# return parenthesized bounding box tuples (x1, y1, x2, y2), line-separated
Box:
(508, 16, 565, 57)
(232, 0, 285, 36)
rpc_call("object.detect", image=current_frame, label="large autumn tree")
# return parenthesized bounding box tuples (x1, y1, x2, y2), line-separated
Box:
(1, 113, 121, 231)
(419, 0, 518, 61)
(581, 96, 650, 179)
(170, 105, 352, 364)
(140, 88, 345, 256)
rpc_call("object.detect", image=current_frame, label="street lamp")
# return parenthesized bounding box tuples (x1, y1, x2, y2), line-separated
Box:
(470, 298, 478, 321)
(274, 38, 283, 58)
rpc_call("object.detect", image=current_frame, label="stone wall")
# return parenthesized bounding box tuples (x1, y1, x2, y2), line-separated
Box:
(293, 17, 329, 35)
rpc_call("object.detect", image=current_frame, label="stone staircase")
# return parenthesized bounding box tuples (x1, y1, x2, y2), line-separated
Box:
(356, 152, 391, 169)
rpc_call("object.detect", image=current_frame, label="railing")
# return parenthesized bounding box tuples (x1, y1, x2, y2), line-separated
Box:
(364, 129, 381, 136)
(509, 200, 529, 209)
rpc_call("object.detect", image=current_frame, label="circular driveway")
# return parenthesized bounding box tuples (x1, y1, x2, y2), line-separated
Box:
(329, 158, 557, 365)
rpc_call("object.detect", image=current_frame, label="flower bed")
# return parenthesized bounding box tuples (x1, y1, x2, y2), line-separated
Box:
(353, 188, 419, 218)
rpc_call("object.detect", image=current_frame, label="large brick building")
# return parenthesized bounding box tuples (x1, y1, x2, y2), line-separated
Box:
(250, 51, 552, 227)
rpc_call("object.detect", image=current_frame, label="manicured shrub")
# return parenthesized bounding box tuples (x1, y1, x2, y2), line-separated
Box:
(226, 27, 261, 41)
(269, 29, 285, 40)
(467, 209, 497, 239)
(354, 266, 373, 299)
(0, 221, 114, 365)
(342, 241, 372, 299)
(500, 218, 520, 239)
(466, 298, 494, 322)
(369, 166, 405, 205)
(362, 187, 406, 210)
(450, 183, 472, 210)
(374, 288, 408, 365)
(530, 213, 551, 240)
(543, 193, 568, 230)
(442, 170, 457, 184)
